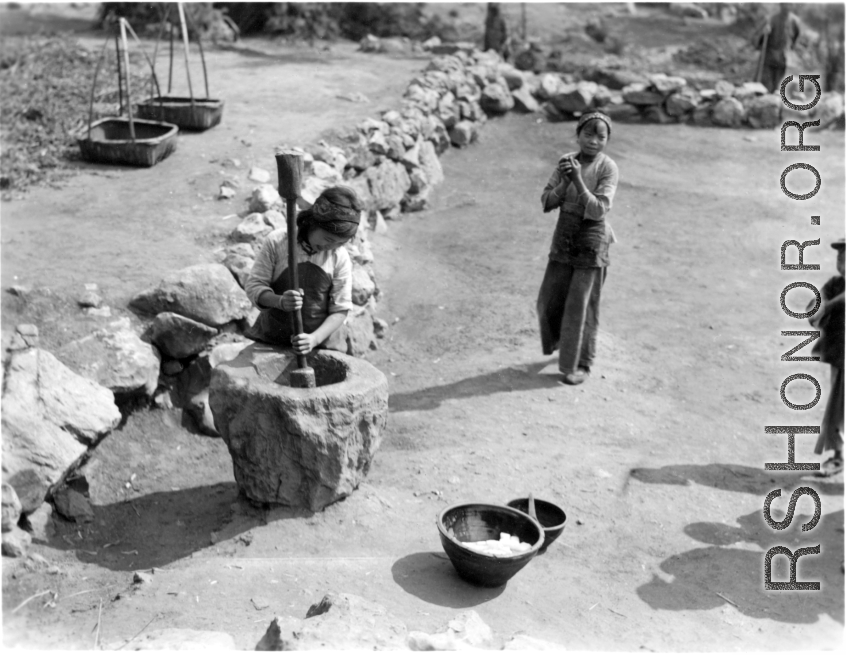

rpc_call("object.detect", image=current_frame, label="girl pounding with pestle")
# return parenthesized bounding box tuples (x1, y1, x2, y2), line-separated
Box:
(537, 111, 619, 385)
(244, 186, 363, 354)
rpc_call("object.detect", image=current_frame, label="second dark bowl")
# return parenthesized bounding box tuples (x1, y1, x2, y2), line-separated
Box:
(506, 498, 567, 551)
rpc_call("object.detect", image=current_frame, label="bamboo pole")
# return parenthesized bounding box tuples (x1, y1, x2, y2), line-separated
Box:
(114, 33, 123, 114)
(124, 21, 164, 103)
(119, 18, 136, 142)
(87, 36, 112, 140)
(182, 7, 210, 98)
(168, 18, 174, 93)
(177, 2, 196, 108)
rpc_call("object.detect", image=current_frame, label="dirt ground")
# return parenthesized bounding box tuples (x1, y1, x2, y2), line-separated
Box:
(1, 3, 844, 651)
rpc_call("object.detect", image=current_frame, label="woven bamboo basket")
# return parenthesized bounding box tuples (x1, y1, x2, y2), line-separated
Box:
(78, 118, 178, 167)
(136, 96, 224, 131)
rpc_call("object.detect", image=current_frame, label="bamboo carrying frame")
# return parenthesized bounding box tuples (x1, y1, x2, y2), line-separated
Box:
(77, 17, 178, 167)
(136, 3, 224, 131)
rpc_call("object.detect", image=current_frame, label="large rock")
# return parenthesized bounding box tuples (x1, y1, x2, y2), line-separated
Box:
(106, 629, 236, 650)
(648, 73, 687, 95)
(4, 348, 121, 444)
(347, 140, 379, 171)
(52, 485, 94, 523)
(408, 611, 496, 650)
(25, 502, 54, 541)
(479, 82, 514, 114)
(690, 103, 714, 126)
(248, 184, 283, 213)
(535, 72, 563, 100)
(255, 593, 407, 650)
(511, 86, 540, 113)
(2, 410, 88, 514)
(418, 141, 444, 189)
(346, 306, 378, 357)
(151, 312, 219, 359)
(714, 79, 735, 98)
(299, 176, 334, 207)
(2, 483, 22, 532)
(436, 91, 459, 128)
(622, 83, 664, 106)
(404, 83, 440, 112)
(402, 186, 432, 213)
(209, 345, 388, 511)
(604, 102, 642, 122)
(129, 264, 253, 328)
(366, 161, 411, 213)
(449, 120, 477, 147)
(429, 120, 452, 154)
(230, 212, 274, 245)
(514, 46, 547, 73)
(351, 264, 376, 306)
(2, 526, 31, 558)
(224, 252, 255, 289)
(584, 66, 649, 90)
(665, 87, 701, 117)
(497, 63, 524, 90)
(551, 81, 598, 114)
(344, 175, 376, 213)
(712, 97, 745, 127)
(56, 318, 161, 398)
(733, 81, 768, 101)
(642, 105, 676, 124)
(811, 91, 845, 129)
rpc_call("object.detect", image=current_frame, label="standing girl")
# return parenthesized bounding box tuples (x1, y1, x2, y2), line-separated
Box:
(537, 111, 619, 385)
(244, 186, 363, 354)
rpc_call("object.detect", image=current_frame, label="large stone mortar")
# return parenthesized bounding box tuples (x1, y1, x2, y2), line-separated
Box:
(209, 343, 388, 511)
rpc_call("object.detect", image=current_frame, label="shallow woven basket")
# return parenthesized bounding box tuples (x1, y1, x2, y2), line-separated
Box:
(77, 118, 178, 167)
(136, 96, 224, 131)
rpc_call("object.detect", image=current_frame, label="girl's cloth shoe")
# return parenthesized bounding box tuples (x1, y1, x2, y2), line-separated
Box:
(562, 369, 589, 385)
(817, 456, 844, 477)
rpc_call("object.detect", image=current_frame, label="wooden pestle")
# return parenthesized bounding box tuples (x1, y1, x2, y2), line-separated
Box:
(275, 150, 315, 389)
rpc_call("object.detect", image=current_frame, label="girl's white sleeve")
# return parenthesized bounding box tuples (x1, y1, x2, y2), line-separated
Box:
(245, 232, 284, 307)
(329, 249, 354, 314)
(583, 158, 619, 222)
(541, 167, 569, 212)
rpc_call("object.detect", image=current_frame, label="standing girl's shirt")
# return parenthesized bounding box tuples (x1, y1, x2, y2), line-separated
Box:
(541, 151, 619, 268)
(245, 228, 353, 351)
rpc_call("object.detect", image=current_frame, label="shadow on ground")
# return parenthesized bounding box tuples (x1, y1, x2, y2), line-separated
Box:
(629, 463, 844, 497)
(391, 552, 505, 608)
(637, 509, 845, 625)
(44, 483, 312, 572)
(389, 362, 560, 413)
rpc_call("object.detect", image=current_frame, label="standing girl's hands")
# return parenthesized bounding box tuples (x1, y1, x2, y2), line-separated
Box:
(557, 155, 582, 183)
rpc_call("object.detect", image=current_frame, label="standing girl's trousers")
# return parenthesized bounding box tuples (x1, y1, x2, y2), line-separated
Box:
(537, 261, 606, 375)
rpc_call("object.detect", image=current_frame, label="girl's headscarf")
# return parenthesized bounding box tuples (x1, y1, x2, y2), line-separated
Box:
(297, 186, 363, 252)
(311, 194, 361, 236)
(577, 111, 612, 136)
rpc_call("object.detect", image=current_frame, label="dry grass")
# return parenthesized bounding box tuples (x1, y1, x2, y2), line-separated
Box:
(0, 33, 149, 199)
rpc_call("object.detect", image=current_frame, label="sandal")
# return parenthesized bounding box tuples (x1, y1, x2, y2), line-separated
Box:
(817, 456, 844, 477)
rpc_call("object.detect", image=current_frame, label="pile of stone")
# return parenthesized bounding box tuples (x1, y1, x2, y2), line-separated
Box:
(2, 324, 122, 557)
(527, 67, 844, 130)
